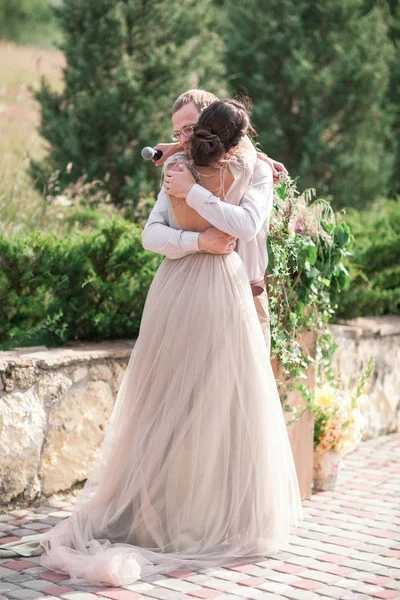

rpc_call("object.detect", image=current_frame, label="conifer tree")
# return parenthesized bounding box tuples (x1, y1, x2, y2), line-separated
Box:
(31, 0, 224, 207)
(383, 0, 400, 196)
(224, 0, 395, 208)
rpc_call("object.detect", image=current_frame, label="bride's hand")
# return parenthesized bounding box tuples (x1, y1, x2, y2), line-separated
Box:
(164, 163, 196, 198)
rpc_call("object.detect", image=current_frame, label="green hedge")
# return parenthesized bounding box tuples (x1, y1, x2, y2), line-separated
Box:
(1, 197, 397, 350)
(0, 215, 162, 349)
(337, 198, 400, 319)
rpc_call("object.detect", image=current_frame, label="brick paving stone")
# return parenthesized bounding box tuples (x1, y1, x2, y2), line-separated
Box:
(133, 589, 183, 599)
(60, 594, 100, 599)
(0, 433, 398, 600)
(3, 590, 44, 600)
(16, 523, 47, 532)
(187, 591, 222, 598)
(1, 563, 37, 573)
(187, 579, 239, 594)
(354, 583, 389, 594)
(20, 579, 56, 591)
(2, 575, 32, 585)
(152, 579, 201, 593)
(136, 576, 166, 584)
(371, 592, 400, 599)
(18, 559, 41, 567)
(270, 563, 305, 575)
(0, 570, 16, 581)
(96, 590, 145, 600)
(281, 592, 325, 600)
(193, 570, 246, 583)
(340, 595, 372, 599)
(60, 583, 104, 593)
(315, 554, 344, 564)
(256, 581, 295, 595)
(315, 584, 363, 598)
(290, 578, 325, 591)
(0, 583, 19, 594)
(165, 570, 196, 579)
(260, 571, 300, 585)
(201, 596, 237, 600)
(177, 575, 212, 586)
(43, 585, 74, 596)
(23, 568, 48, 576)
(294, 568, 341, 584)
(39, 573, 68, 583)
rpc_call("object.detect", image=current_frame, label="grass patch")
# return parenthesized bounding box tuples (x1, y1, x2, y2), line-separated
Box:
(0, 42, 65, 234)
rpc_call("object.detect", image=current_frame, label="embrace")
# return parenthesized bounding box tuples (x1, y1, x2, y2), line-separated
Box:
(0, 89, 303, 587)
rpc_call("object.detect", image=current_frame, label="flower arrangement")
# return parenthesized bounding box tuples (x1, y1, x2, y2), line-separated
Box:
(267, 174, 354, 423)
(312, 358, 373, 456)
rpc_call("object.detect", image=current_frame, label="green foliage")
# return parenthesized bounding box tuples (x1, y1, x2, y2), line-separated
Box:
(382, 0, 400, 197)
(0, 215, 162, 349)
(224, 0, 396, 209)
(336, 198, 400, 318)
(30, 0, 225, 209)
(267, 176, 354, 421)
(0, 0, 60, 46)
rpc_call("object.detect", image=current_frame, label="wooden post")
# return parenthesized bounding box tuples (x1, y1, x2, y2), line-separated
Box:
(271, 330, 316, 500)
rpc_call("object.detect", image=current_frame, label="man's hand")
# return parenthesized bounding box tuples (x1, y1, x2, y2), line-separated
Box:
(164, 162, 196, 198)
(153, 142, 182, 167)
(257, 151, 288, 183)
(198, 227, 237, 255)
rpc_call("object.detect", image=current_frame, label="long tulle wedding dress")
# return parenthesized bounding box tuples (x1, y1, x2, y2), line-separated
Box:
(0, 151, 303, 587)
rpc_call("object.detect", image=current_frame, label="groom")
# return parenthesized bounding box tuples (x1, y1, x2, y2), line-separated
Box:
(142, 89, 285, 355)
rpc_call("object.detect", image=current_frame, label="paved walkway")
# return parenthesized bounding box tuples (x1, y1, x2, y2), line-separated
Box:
(0, 433, 399, 600)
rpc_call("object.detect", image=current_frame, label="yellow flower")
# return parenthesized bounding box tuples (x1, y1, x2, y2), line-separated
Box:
(315, 385, 337, 409)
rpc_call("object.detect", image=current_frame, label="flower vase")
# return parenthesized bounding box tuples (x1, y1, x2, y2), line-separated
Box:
(312, 449, 342, 492)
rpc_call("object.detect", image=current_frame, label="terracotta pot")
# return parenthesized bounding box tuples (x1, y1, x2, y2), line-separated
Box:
(312, 449, 342, 491)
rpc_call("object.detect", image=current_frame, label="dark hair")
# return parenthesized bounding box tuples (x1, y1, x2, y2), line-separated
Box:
(189, 98, 256, 167)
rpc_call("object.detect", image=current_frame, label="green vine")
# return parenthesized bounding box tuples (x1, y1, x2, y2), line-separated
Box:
(267, 175, 354, 425)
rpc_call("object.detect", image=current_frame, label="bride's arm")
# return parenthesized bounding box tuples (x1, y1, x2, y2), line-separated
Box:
(185, 160, 273, 242)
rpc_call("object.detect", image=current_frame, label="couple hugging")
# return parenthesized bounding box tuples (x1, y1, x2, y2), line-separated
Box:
(143, 88, 287, 355)
(0, 89, 303, 588)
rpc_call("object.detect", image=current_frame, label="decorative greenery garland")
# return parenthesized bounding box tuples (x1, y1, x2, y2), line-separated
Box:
(266, 175, 354, 424)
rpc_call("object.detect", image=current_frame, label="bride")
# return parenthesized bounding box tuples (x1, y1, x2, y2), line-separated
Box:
(0, 98, 303, 587)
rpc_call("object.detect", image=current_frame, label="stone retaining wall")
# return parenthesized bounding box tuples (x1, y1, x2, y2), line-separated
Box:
(0, 315, 398, 505)
(330, 315, 400, 439)
(0, 341, 134, 504)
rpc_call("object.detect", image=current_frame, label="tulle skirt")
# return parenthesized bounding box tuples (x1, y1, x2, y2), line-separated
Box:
(39, 251, 304, 586)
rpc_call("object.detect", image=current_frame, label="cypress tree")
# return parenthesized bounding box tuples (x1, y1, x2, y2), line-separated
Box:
(224, 0, 395, 208)
(31, 0, 224, 208)
(383, 0, 400, 197)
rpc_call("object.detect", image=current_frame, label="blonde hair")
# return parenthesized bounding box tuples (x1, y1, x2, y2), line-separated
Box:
(172, 89, 219, 115)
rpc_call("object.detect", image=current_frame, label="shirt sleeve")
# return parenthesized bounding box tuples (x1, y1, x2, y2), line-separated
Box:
(185, 160, 274, 242)
(141, 188, 200, 259)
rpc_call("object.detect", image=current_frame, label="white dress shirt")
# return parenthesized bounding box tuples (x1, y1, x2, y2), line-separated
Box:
(141, 158, 274, 283)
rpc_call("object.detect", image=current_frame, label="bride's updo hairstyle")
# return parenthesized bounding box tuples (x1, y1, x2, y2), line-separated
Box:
(190, 98, 255, 167)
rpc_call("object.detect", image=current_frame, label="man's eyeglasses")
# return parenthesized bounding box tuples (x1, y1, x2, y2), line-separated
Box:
(171, 125, 196, 142)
